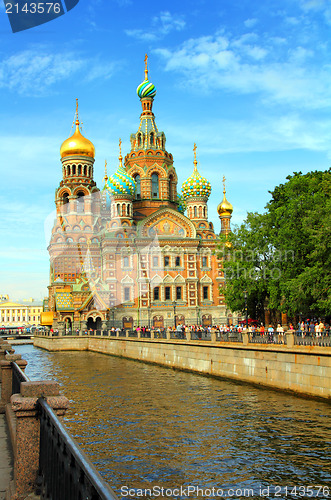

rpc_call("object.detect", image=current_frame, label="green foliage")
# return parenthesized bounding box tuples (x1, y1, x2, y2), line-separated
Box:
(218, 169, 331, 319)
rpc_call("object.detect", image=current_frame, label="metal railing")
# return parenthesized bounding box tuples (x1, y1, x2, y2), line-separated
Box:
(249, 334, 286, 345)
(294, 335, 331, 347)
(37, 397, 118, 500)
(12, 361, 30, 394)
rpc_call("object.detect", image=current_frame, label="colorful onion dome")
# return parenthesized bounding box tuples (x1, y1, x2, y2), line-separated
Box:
(106, 140, 136, 198)
(181, 144, 211, 200)
(177, 194, 186, 214)
(218, 176, 233, 215)
(137, 79, 156, 99)
(136, 54, 156, 98)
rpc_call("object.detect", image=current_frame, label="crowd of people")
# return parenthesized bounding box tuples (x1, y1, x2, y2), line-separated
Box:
(50, 318, 329, 339)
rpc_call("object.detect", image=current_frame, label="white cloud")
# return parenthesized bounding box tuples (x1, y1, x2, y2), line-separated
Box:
(125, 11, 185, 41)
(154, 30, 331, 109)
(124, 29, 158, 42)
(244, 18, 258, 28)
(0, 48, 117, 95)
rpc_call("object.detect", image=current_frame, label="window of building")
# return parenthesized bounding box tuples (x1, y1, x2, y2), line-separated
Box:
(124, 287, 130, 302)
(135, 174, 141, 200)
(203, 286, 208, 300)
(164, 256, 170, 267)
(151, 173, 159, 198)
(202, 256, 208, 267)
(175, 256, 180, 267)
(165, 286, 171, 300)
(176, 286, 182, 300)
(153, 287, 160, 300)
(194, 206, 197, 217)
(77, 191, 85, 213)
(153, 256, 159, 267)
(123, 256, 129, 267)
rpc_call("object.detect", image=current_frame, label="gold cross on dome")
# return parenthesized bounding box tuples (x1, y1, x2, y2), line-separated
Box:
(223, 176, 226, 194)
(144, 54, 148, 80)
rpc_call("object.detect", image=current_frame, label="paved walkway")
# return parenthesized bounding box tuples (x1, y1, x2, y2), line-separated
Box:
(0, 401, 13, 499)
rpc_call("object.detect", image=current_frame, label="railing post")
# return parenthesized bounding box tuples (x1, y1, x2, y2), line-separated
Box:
(186, 330, 192, 341)
(0, 343, 10, 382)
(8, 381, 69, 500)
(211, 329, 217, 343)
(242, 333, 249, 345)
(0, 355, 27, 413)
(286, 331, 295, 347)
(166, 329, 171, 340)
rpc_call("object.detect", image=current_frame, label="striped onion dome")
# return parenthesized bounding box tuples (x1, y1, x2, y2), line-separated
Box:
(106, 164, 135, 198)
(137, 79, 156, 99)
(182, 165, 211, 201)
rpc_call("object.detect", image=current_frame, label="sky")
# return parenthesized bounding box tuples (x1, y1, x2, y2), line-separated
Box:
(0, 0, 330, 301)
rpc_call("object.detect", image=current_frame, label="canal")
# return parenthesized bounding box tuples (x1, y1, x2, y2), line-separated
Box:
(14, 345, 330, 499)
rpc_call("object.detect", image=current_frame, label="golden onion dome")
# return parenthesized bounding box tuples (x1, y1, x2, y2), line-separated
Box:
(60, 119, 95, 159)
(218, 177, 233, 216)
(217, 193, 233, 215)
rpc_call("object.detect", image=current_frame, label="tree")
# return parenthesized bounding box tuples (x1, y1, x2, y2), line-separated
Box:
(219, 169, 331, 321)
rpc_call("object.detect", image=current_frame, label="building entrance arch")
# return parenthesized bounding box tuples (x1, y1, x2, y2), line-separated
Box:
(64, 317, 72, 334)
(87, 316, 102, 330)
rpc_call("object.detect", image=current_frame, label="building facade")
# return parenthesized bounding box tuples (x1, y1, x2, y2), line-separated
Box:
(0, 297, 43, 328)
(42, 61, 234, 333)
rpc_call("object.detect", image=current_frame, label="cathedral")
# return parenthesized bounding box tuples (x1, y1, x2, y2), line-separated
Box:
(41, 58, 234, 333)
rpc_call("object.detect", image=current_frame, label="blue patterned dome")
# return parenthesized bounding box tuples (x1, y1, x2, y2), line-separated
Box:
(182, 165, 211, 201)
(106, 164, 135, 198)
(177, 194, 186, 214)
(137, 79, 156, 99)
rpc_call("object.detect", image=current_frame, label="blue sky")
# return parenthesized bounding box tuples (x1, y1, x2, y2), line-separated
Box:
(0, 0, 330, 301)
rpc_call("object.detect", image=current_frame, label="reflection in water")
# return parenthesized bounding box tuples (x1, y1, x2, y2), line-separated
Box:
(15, 345, 331, 499)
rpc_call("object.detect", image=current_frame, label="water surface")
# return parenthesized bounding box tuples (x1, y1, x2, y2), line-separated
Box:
(15, 345, 331, 499)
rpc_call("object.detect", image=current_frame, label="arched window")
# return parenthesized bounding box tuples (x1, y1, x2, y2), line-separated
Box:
(194, 206, 197, 218)
(135, 174, 141, 200)
(203, 206, 206, 218)
(127, 204, 130, 216)
(62, 193, 69, 213)
(137, 133, 142, 148)
(117, 203, 121, 216)
(72, 165, 76, 175)
(77, 191, 85, 213)
(152, 173, 159, 198)
(150, 132, 154, 146)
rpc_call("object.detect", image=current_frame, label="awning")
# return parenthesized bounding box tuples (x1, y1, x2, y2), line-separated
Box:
(40, 311, 54, 326)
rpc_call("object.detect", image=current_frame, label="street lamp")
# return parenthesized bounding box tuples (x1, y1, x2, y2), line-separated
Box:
(244, 290, 248, 330)
(196, 306, 200, 326)
(172, 300, 177, 328)
(147, 306, 151, 329)
(110, 307, 115, 328)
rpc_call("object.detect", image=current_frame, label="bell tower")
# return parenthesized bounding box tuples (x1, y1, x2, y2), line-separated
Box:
(125, 55, 178, 220)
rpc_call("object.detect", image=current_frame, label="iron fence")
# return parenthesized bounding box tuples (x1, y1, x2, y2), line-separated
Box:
(37, 397, 118, 500)
(294, 335, 331, 347)
(12, 361, 29, 395)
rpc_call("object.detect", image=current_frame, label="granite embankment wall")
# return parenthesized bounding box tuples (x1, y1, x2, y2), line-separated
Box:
(33, 336, 331, 400)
